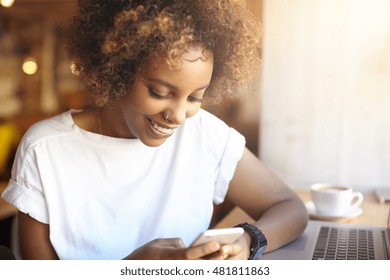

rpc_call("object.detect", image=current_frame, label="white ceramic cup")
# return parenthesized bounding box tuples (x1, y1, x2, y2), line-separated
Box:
(310, 183, 364, 216)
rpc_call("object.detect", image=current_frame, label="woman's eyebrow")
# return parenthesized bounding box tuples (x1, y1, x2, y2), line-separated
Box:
(145, 78, 178, 90)
(145, 78, 209, 92)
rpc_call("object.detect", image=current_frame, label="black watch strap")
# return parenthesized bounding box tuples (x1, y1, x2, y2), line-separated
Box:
(234, 222, 268, 260)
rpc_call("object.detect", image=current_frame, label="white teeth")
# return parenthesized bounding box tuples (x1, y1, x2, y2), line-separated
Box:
(150, 120, 173, 134)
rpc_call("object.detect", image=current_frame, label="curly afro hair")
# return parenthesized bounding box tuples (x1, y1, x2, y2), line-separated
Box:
(67, 0, 261, 107)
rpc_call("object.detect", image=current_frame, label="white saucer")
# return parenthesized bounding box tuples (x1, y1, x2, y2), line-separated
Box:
(305, 201, 363, 221)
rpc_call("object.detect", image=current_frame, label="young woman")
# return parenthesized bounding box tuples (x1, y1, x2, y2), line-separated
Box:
(2, 0, 308, 260)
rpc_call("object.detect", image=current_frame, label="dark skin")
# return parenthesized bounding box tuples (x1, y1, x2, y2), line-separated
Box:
(18, 212, 59, 260)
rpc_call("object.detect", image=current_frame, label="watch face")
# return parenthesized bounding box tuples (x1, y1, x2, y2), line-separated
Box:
(252, 245, 267, 260)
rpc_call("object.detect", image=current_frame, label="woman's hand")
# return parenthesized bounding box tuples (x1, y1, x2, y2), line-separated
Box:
(216, 233, 251, 260)
(124, 238, 224, 260)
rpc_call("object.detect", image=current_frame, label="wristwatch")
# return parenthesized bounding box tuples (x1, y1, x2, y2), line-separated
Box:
(235, 222, 268, 260)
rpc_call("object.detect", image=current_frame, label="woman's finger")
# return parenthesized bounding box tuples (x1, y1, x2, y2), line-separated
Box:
(182, 242, 221, 259)
(220, 243, 244, 259)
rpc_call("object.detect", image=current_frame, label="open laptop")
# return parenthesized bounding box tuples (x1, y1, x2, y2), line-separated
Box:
(261, 206, 390, 260)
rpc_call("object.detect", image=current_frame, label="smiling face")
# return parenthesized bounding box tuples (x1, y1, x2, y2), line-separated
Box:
(108, 46, 214, 147)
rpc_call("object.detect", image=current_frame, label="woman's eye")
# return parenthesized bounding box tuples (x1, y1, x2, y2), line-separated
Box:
(148, 88, 171, 99)
(148, 87, 203, 103)
(188, 96, 203, 103)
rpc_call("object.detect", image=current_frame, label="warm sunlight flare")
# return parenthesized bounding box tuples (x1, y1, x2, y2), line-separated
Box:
(0, 0, 15, 8)
(22, 59, 38, 75)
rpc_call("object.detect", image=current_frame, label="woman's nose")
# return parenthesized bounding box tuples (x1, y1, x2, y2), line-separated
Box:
(168, 99, 188, 125)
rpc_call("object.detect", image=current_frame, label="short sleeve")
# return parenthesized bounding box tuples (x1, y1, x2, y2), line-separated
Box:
(2, 178, 49, 224)
(1, 134, 49, 224)
(213, 127, 246, 204)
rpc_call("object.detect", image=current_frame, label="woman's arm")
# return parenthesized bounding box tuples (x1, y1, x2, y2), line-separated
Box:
(18, 211, 59, 259)
(225, 147, 309, 257)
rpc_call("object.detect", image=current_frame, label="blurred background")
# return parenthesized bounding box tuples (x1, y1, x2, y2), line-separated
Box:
(1, 0, 390, 249)
(0, 0, 262, 181)
(260, 0, 390, 191)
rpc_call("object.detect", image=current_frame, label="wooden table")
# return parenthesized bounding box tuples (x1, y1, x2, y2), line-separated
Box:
(0, 181, 17, 221)
(215, 188, 390, 229)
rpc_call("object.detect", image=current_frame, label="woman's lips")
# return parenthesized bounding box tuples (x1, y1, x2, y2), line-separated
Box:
(147, 118, 175, 137)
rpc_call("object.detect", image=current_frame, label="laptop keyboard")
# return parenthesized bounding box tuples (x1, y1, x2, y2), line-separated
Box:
(312, 226, 375, 260)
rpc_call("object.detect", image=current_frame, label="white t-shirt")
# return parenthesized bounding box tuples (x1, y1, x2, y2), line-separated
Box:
(2, 109, 245, 259)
